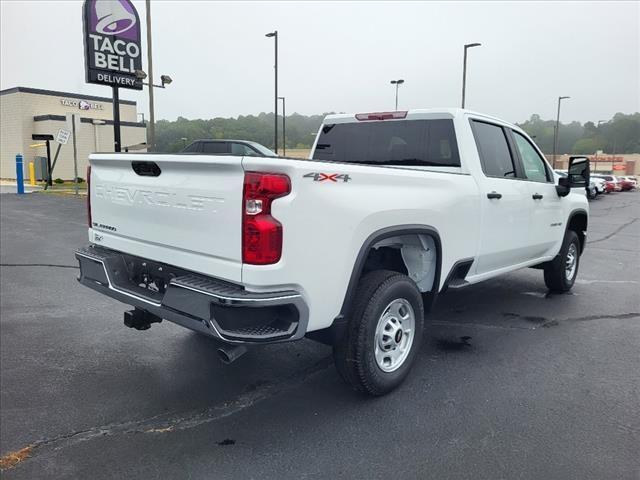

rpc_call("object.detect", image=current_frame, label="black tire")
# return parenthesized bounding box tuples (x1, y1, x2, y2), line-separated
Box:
(333, 270, 424, 396)
(544, 230, 581, 292)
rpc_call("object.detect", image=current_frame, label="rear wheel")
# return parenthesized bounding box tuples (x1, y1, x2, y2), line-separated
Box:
(333, 270, 424, 396)
(544, 230, 580, 292)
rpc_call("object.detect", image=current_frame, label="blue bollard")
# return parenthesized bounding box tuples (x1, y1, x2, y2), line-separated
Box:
(15, 154, 25, 194)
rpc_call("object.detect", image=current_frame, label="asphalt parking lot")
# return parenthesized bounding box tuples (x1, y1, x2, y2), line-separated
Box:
(1, 191, 639, 479)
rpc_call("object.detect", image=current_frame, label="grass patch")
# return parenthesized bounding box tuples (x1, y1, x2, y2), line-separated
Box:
(33, 181, 87, 196)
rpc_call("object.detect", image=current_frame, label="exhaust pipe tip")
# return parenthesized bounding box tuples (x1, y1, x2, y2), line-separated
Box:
(217, 344, 248, 364)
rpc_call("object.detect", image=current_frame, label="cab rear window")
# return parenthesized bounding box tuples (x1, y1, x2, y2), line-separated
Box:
(312, 119, 460, 167)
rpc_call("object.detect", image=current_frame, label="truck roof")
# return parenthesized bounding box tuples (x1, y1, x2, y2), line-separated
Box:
(323, 108, 518, 129)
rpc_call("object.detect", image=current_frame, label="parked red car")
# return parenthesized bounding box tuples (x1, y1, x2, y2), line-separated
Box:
(593, 175, 619, 193)
(617, 176, 635, 191)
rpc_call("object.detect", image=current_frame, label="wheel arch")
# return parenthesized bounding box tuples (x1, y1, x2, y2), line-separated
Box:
(566, 209, 588, 253)
(339, 225, 442, 320)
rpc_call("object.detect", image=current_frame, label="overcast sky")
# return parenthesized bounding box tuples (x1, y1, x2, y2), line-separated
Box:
(1, 1, 638, 124)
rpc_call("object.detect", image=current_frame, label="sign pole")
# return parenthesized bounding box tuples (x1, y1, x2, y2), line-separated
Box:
(146, 0, 155, 151)
(112, 86, 121, 152)
(46, 143, 63, 191)
(72, 114, 79, 195)
(45, 139, 53, 186)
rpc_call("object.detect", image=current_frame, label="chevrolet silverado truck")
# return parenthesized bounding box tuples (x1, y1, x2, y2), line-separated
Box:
(76, 109, 590, 395)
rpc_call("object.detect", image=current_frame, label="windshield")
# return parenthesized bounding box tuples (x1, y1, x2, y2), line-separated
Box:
(248, 142, 278, 157)
(312, 119, 460, 167)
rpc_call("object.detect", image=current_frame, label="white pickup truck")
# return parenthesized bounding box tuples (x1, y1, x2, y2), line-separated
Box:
(76, 109, 590, 395)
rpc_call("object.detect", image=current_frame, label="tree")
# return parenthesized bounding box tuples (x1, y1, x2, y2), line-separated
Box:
(572, 138, 600, 154)
(153, 112, 639, 154)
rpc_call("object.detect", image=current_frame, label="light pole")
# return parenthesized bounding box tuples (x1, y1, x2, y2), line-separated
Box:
(145, 0, 155, 151)
(278, 96, 286, 156)
(552, 96, 570, 168)
(390, 79, 404, 110)
(461, 42, 481, 109)
(135, 70, 173, 152)
(266, 31, 278, 153)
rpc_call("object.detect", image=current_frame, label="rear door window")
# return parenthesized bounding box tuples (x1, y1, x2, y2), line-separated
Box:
(470, 121, 517, 178)
(201, 142, 231, 154)
(312, 119, 460, 167)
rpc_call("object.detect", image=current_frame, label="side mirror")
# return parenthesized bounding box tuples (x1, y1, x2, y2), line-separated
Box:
(556, 176, 570, 197)
(568, 156, 590, 188)
(556, 156, 590, 197)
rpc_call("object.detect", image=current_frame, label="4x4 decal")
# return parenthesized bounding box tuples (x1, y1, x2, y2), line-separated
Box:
(303, 172, 352, 183)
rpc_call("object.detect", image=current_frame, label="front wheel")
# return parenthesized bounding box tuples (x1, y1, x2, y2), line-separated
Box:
(333, 270, 424, 396)
(544, 230, 581, 292)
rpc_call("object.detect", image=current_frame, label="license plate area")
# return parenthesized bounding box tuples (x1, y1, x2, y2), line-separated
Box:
(104, 253, 184, 303)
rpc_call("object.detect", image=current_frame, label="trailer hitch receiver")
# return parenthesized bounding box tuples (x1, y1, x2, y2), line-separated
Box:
(124, 308, 163, 330)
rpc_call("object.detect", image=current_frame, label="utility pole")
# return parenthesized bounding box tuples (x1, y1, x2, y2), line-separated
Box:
(552, 96, 570, 169)
(266, 31, 278, 153)
(112, 86, 121, 152)
(146, 0, 155, 151)
(278, 96, 286, 156)
(461, 43, 481, 109)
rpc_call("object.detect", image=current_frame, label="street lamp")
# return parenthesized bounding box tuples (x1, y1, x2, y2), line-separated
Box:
(461, 42, 481, 108)
(266, 30, 278, 153)
(181, 137, 188, 149)
(390, 79, 404, 110)
(160, 75, 172, 87)
(135, 69, 147, 81)
(278, 96, 286, 156)
(552, 96, 570, 168)
(135, 70, 173, 89)
(135, 67, 173, 152)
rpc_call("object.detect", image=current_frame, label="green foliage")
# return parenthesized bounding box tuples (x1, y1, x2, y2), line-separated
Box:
(155, 112, 327, 153)
(572, 138, 602, 154)
(54, 178, 64, 184)
(152, 112, 639, 155)
(517, 112, 639, 154)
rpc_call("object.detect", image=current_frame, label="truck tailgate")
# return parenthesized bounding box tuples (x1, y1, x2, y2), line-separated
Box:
(88, 154, 244, 282)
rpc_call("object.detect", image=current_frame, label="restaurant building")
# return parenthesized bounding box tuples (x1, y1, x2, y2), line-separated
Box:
(0, 86, 146, 180)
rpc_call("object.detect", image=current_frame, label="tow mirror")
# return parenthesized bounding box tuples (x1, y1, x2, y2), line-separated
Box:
(556, 156, 590, 197)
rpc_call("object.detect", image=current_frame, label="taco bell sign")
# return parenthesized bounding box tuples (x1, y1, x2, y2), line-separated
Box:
(83, 0, 143, 90)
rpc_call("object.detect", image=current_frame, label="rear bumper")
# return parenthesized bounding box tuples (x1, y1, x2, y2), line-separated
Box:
(75, 245, 308, 344)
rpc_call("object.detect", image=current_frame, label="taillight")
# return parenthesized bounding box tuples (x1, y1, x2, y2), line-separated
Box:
(242, 172, 291, 265)
(355, 111, 408, 121)
(86, 165, 92, 228)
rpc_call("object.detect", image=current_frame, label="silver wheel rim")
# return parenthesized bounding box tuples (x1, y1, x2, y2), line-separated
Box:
(374, 298, 415, 373)
(565, 243, 578, 281)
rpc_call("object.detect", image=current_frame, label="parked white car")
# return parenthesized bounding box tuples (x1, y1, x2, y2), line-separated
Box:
(76, 109, 590, 395)
(591, 177, 606, 194)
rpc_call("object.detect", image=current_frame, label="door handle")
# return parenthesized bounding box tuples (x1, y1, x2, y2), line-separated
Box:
(532, 193, 543, 200)
(486, 191, 502, 199)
